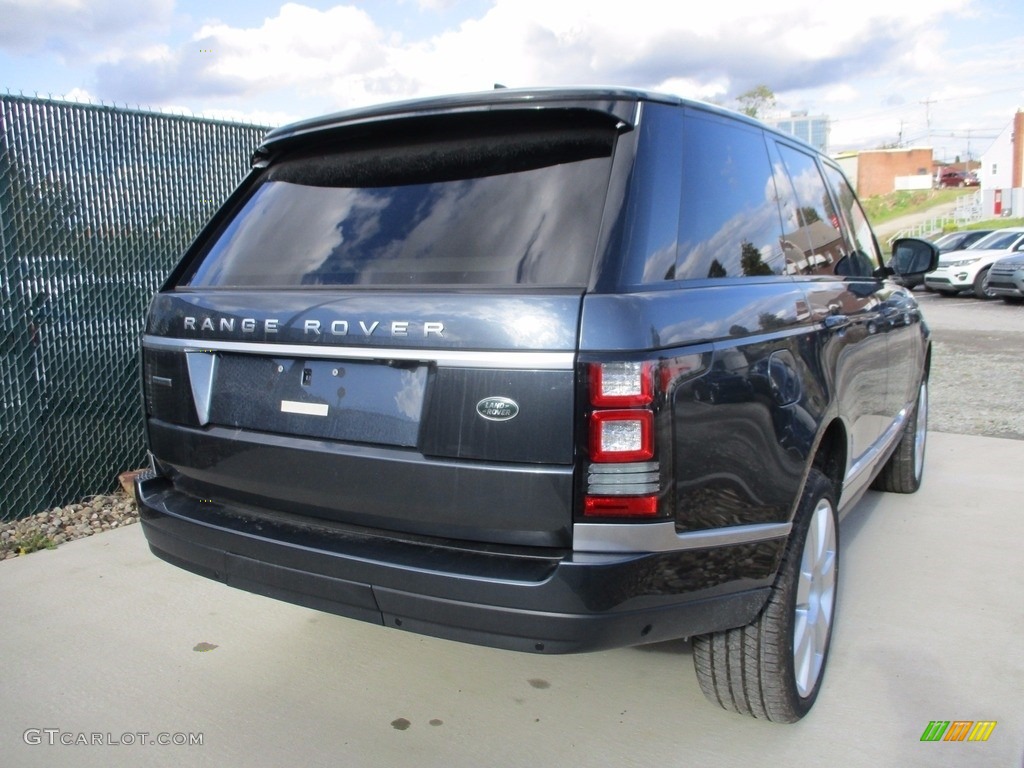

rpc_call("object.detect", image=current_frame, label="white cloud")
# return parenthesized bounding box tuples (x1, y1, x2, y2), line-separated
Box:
(63, 87, 95, 103)
(197, 3, 386, 88)
(35, 0, 1006, 154)
(415, 0, 461, 10)
(820, 85, 859, 105)
(0, 0, 173, 57)
(85, 0, 978, 116)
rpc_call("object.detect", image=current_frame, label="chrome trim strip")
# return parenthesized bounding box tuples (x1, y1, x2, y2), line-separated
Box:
(588, 472, 659, 483)
(588, 461, 659, 475)
(143, 335, 575, 370)
(844, 406, 908, 489)
(184, 351, 217, 426)
(586, 483, 660, 496)
(573, 521, 792, 554)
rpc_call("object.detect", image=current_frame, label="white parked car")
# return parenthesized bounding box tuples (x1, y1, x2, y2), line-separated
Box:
(924, 228, 1024, 299)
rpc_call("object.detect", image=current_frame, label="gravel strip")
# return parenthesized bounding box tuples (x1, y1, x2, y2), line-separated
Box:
(1, 493, 139, 561)
(920, 293, 1024, 440)
(929, 332, 1024, 439)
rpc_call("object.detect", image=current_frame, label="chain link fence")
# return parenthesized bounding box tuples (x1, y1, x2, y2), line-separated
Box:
(1, 94, 269, 520)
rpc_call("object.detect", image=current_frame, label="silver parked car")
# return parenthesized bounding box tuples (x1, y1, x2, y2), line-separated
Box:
(987, 252, 1024, 303)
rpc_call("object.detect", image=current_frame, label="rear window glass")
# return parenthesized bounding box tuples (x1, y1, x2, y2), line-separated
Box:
(183, 114, 616, 288)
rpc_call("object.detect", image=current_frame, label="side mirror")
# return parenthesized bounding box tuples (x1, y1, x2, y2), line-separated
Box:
(889, 238, 940, 276)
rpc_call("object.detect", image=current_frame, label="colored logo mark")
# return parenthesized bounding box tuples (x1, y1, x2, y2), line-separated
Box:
(920, 721, 997, 742)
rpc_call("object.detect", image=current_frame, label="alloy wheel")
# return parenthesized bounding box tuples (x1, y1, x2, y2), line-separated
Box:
(793, 498, 837, 699)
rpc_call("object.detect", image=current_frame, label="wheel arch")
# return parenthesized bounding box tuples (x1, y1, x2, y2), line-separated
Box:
(808, 418, 848, 509)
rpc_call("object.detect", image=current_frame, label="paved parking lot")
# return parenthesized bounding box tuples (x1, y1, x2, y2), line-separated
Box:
(2, 292, 1022, 768)
(2, 427, 1022, 768)
(916, 290, 1024, 335)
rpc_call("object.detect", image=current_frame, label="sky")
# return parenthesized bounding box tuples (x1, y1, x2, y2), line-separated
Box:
(1, 0, 1021, 162)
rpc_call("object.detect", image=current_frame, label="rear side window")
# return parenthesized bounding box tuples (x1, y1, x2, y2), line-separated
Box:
(674, 112, 787, 280)
(820, 163, 881, 274)
(772, 143, 867, 277)
(183, 113, 617, 288)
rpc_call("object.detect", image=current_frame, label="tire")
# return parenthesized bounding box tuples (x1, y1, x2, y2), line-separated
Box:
(872, 377, 927, 493)
(973, 267, 995, 300)
(936, 289, 959, 297)
(692, 469, 838, 723)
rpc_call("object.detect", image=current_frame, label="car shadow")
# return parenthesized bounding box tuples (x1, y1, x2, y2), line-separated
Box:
(630, 637, 692, 656)
(839, 489, 888, 550)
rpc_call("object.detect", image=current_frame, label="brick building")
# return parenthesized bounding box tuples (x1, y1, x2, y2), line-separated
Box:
(835, 148, 934, 198)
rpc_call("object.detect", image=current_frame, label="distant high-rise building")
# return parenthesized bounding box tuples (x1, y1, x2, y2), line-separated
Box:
(769, 112, 830, 154)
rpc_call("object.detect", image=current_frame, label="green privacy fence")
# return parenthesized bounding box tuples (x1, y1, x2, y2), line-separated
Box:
(0, 94, 269, 520)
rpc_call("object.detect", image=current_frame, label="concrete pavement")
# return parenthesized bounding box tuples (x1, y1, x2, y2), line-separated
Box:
(1, 431, 1022, 768)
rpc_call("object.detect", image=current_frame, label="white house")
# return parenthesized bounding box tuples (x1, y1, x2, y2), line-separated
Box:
(979, 110, 1023, 219)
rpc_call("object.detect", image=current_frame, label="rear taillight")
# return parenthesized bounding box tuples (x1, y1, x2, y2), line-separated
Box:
(589, 361, 654, 406)
(584, 362, 661, 519)
(589, 409, 653, 462)
(583, 495, 658, 517)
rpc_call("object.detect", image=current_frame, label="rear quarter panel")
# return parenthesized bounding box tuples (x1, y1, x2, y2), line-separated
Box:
(580, 280, 827, 533)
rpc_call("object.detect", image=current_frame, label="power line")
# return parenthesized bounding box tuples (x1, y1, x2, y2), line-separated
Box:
(830, 85, 1022, 125)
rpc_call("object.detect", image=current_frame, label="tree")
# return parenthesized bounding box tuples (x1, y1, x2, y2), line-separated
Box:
(797, 206, 822, 227)
(736, 85, 776, 118)
(740, 241, 774, 276)
(707, 259, 727, 278)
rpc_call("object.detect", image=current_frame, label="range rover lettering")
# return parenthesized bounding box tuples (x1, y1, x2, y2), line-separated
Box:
(136, 88, 938, 722)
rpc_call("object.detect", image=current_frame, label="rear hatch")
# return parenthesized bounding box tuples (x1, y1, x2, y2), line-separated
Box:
(142, 105, 625, 547)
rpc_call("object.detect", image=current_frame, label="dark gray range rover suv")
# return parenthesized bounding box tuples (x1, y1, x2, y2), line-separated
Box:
(136, 88, 938, 722)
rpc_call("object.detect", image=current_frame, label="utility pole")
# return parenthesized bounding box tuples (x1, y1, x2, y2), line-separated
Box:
(920, 98, 935, 148)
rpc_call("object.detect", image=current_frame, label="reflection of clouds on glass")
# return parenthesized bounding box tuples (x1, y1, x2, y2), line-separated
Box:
(772, 160, 802, 232)
(345, 190, 389, 245)
(196, 183, 362, 284)
(352, 163, 599, 284)
(672, 116, 788, 282)
(788, 164, 823, 211)
(678, 200, 782, 278)
(192, 144, 609, 288)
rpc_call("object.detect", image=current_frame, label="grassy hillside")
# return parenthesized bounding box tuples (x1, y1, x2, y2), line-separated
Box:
(861, 188, 974, 226)
(863, 188, 1022, 236)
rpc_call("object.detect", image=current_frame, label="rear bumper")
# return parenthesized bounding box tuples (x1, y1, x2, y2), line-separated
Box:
(137, 474, 781, 654)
